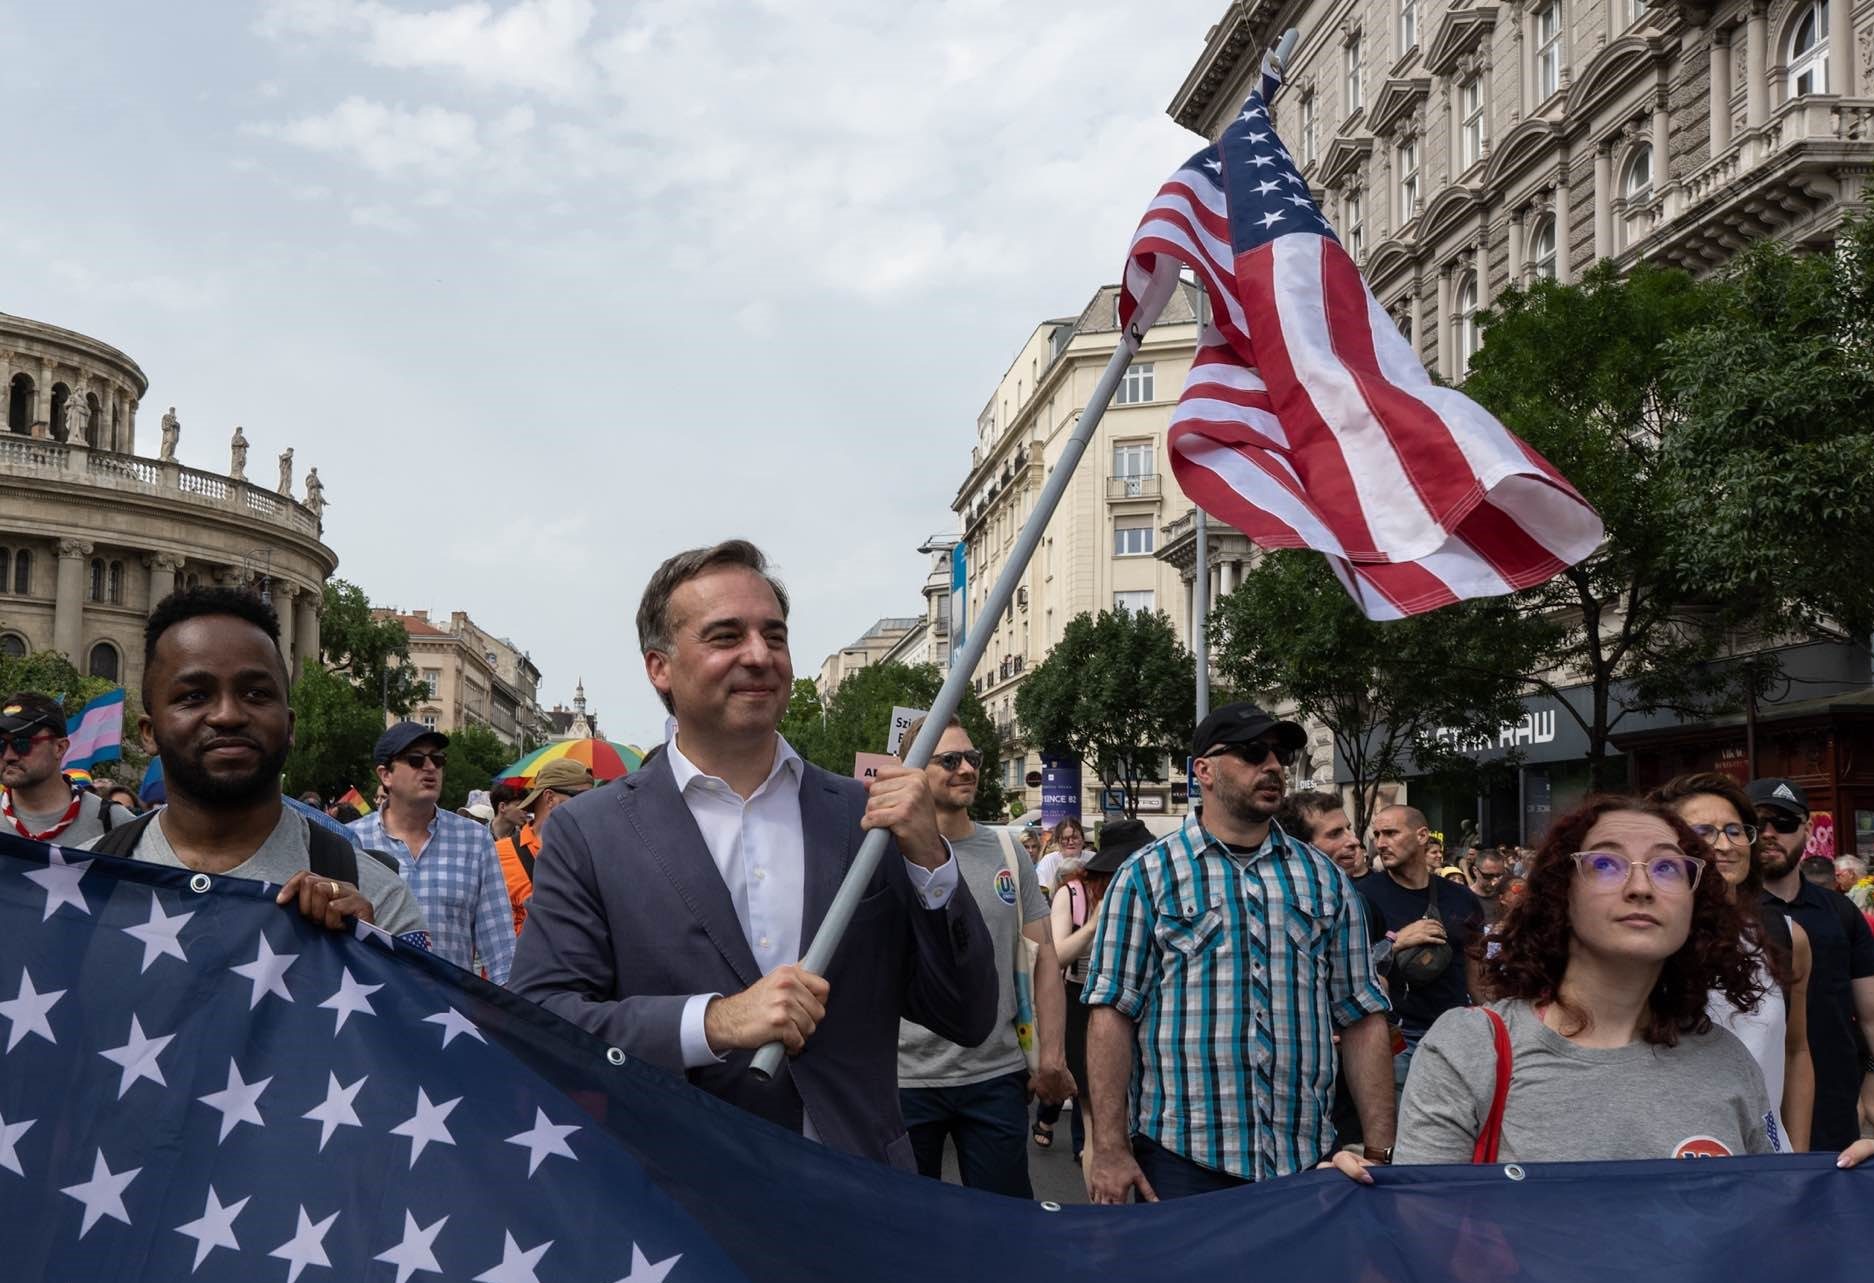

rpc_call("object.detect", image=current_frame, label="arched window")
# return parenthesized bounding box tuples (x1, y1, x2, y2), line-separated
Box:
(50, 384, 72, 441)
(5, 375, 27, 434)
(85, 394, 101, 447)
(0, 634, 25, 659)
(108, 560, 124, 605)
(88, 558, 105, 602)
(1788, 0, 1828, 96)
(87, 642, 120, 683)
(0, 550, 8, 594)
(1458, 273, 1482, 368)
(1528, 215, 1558, 279)
(1619, 146, 1654, 249)
(14, 550, 31, 595)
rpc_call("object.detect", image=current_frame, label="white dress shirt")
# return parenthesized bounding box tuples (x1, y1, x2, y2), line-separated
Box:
(669, 733, 958, 1093)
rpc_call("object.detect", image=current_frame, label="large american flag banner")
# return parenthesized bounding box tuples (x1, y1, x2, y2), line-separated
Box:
(0, 831, 1864, 1281)
(1121, 50, 1603, 618)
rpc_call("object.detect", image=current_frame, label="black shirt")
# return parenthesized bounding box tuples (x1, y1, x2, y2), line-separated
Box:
(1354, 870, 1482, 1036)
(1763, 880, 1874, 1151)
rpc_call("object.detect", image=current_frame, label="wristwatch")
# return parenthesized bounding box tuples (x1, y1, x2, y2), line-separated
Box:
(1362, 1145, 1393, 1164)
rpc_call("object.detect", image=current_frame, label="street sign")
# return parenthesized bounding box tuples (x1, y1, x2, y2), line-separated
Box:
(1024, 770, 1042, 788)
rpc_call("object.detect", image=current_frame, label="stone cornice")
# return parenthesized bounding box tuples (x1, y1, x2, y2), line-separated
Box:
(1369, 77, 1434, 136)
(1168, 0, 1285, 133)
(1320, 134, 1375, 190)
(1424, 5, 1500, 75)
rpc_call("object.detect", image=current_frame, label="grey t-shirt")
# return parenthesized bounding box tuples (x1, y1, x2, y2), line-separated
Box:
(1397, 997, 1772, 1164)
(899, 824, 1049, 1088)
(15, 789, 138, 847)
(95, 807, 428, 941)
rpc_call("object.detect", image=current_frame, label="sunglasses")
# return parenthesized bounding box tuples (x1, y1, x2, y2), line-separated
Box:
(0, 730, 52, 758)
(1757, 812, 1804, 835)
(1572, 850, 1706, 895)
(1207, 739, 1298, 768)
(931, 750, 983, 772)
(397, 752, 448, 771)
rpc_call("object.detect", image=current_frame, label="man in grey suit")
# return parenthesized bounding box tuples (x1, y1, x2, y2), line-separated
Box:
(510, 540, 999, 1169)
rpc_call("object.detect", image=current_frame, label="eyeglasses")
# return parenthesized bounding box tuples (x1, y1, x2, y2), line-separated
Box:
(1757, 812, 1804, 835)
(0, 730, 51, 758)
(1572, 850, 1706, 895)
(397, 752, 448, 771)
(931, 750, 983, 772)
(1689, 821, 1758, 847)
(1207, 740, 1298, 768)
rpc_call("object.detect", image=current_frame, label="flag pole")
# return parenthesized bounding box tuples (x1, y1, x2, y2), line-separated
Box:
(1191, 280, 1212, 725)
(750, 324, 1148, 1080)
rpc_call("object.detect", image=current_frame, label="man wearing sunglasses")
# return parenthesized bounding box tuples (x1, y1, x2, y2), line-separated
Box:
(1082, 702, 1393, 1202)
(350, 722, 516, 984)
(1753, 777, 1874, 1151)
(1, 692, 137, 846)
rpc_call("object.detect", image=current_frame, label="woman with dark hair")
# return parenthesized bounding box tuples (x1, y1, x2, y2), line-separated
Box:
(1652, 772, 1814, 1152)
(1032, 815, 1086, 896)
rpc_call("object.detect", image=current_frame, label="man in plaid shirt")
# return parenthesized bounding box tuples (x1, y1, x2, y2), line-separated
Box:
(351, 722, 516, 984)
(1082, 702, 1394, 1202)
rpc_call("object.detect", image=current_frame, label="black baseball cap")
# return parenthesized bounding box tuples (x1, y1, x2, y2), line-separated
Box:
(0, 692, 67, 737)
(1191, 701, 1306, 759)
(1747, 778, 1809, 818)
(374, 721, 449, 766)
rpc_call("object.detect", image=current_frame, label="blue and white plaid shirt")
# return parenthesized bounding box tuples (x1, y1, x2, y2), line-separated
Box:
(350, 807, 516, 984)
(1081, 815, 1388, 1181)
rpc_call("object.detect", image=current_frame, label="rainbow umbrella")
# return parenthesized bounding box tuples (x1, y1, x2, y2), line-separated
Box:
(495, 739, 642, 786)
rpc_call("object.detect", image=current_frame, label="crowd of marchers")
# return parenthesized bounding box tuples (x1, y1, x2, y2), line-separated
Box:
(4, 536, 1873, 1208)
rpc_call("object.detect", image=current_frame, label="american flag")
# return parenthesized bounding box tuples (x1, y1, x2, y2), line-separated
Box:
(1120, 50, 1603, 618)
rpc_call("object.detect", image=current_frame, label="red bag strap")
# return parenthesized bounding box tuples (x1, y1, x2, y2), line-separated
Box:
(1471, 1007, 1513, 1165)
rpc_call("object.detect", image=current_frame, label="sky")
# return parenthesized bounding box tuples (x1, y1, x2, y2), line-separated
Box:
(4, 0, 1223, 746)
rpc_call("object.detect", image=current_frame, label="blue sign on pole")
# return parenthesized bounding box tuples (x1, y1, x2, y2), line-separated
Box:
(1040, 753, 1081, 828)
(948, 541, 968, 669)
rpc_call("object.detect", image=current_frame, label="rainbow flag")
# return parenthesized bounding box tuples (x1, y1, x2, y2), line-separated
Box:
(338, 785, 373, 814)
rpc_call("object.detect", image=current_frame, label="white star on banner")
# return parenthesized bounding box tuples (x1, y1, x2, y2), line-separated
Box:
(269, 1205, 339, 1283)
(506, 1108, 580, 1177)
(1246, 130, 1269, 143)
(60, 1149, 140, 1239)
(1253, 179, 1281, 195)
(23, 849, 90, 921)
(615, 1244, 684, 1283)
(175, 1185, 248, 1272)
(1258, 211, 1286, 228)
(1285, 193, 1313, 207)
(198, 1058, 271, 1143)
(121, 892, 195, 972)
(423, 1008, 485, 1048)
(303, 1072, 367, 1151)
(474, 1232, 552, 1283)
(389, 1088, 461, 1168)
(0, 1111, 33, 1176)
(0, 968, 64, 1052)
(1287, 171, 1306, 186)
(99, 1014, 174, 1099)
(230, 934, 298, 1009)
(1249, 154, 1276, 168)
(317, 967, 382, 1034)
(1203, 158, 1222, 173)
(375, 1211, 449, 1283)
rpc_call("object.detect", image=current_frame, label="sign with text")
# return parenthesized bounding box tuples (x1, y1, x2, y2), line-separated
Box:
(853, 752, 900, 785)
(887, 706, 929, 757)
(1041, 754, 1081, 828)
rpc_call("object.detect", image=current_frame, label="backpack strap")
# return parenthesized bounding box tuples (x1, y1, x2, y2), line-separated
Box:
(306, 823, 361, 885)
(97, 794, 116, 834)
(87, 809, 159, 858)
(1472, 1007, 1513, 1164)
(510, 832, 537, 883)
(1067, 878, 1087, 928)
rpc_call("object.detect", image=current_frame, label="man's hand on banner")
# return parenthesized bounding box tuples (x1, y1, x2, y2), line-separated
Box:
(1837, 1139, 1874, 1168)
(705, 964, 830, 1056)
(1086, 1140, 1159, 1204)
(1320, 1150, 1383, 1184)
(861, 765, 946, 870)
(276, 870, 375, 930)
(1031, 1060, 1077, 1107)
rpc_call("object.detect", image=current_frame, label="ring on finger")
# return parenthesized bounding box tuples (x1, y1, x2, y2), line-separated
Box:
(327, 881, 339, 898)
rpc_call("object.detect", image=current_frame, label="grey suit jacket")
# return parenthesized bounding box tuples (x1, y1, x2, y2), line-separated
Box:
(508, 748, 999, 1169)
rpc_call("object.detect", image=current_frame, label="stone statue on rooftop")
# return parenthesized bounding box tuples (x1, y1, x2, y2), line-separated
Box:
(229, 426, 248, 480)
(304, 467, 326, 527)
(277, 447, 294, 495)
(160, 407, 180, 462)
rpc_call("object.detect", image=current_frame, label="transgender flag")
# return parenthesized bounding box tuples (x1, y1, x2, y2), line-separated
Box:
(1119, 46, 1603, 618)
(60, 688, 125, 771)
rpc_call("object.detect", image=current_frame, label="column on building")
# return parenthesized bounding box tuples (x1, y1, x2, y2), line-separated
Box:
(296, 596, 322, 680)
(1436, 265, 1456, 381)
(1651, 86, 1671, 207)
(53, 539, 91, 659)
(1508, 207, 1526, 284)
(146, 552, 181, 605)
(1745, 1, 1768, 130)
(1511, 9, 1527, 118)
(125, 398, 138, 453)
(1208, 560, 1222, 607)
(1593, 142, 1615, 259)
(1827, 0, 1853, 97)
(274, 583, 298, 677)
(1709, 25, 1733, 155)
(1554, 149, 1574, 282)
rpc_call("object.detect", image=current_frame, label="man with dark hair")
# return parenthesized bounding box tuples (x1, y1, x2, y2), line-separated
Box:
(488, 779, 529, 844)
(83, 587, 427, 943)
(511, 539, 996, 1169)
(1469, 849, 1510, 926)
(1, 691, 136, 845)
(1274, 790, 1365, 876)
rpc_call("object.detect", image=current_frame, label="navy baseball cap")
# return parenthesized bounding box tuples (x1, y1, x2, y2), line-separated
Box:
(374, 721, 449, 765)
(1747, 777, 1809, 818)
(0, 692, 66, 736)
(1191, 701, 1306, 759)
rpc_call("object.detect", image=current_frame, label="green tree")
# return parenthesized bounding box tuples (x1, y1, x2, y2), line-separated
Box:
(794, 662, 1006, 822)
(1014, 608, 1195, 819)
(1212, 551, 1552, 838)
(317, 579, 428, 717)
(284, 580, 427, 800)
(0, 649, 143, 782)
(437, 723, 514, 812)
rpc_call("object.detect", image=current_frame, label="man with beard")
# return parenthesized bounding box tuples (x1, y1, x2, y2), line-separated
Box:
(85, 588, 427, 943)
(1, 691, 137, 845)
(1081, 703, 1393, 1202)
(1273, 790, 1367, 877)
(1753, 777, 1874, 1151)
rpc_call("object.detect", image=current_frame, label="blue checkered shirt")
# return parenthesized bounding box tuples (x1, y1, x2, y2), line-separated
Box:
(350, 807, 516, 984)
(1081, 816, 1388, 1181)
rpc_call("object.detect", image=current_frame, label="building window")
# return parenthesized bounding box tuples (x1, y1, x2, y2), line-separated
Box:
(0, 550, 8, 594)
(1460, 78, 1485, 168)
(1629, 0, 1648, 22)
(0, 634, 24, 659)
(1300, 90, 1319, 165)
(1398, 140, 1420, 223)
(1344, 35, 1364, 115)
(1114, 590, 1156, 613)
(1528, 215, 1558, 279)
(1344, 190, 1366, 259)
(1117, 363, 1155, 405)
(422, 668, 441, 697)
(420, 710, 440, 730)
(88, 558, 105, 603)
(87, 642, 119, 683)
(1535, 3, 1562, 101)
(1788, 1, 1828, 96)
(1458, 273, 1482, 368)
(1620, 145, 1653, 249)
(14, 550, 30, 596)
(107, 561, 124, 605)
(1113, 524, 1155, 557)
(1392, 298, 1416, 348)
(1113, 441, 1153, 481)
(1399, 0, 1418, 52)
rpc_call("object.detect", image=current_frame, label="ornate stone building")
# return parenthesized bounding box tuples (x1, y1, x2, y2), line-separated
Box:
(1170, 0, 1871, 380)
(377, 608, 549, 749)
(0, 312, 337, 694)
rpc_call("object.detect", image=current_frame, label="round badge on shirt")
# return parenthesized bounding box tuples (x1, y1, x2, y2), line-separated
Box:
(992, 867, 1018, 905)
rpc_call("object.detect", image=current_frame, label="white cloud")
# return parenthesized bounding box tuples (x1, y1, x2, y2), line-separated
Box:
(249, 98, 483, 178)
(349, 203, 418, 233)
